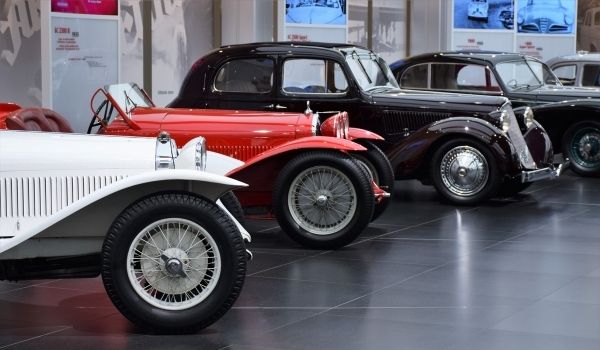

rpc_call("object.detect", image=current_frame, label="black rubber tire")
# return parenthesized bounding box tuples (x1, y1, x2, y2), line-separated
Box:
(430, 138, 500, 205)
(352, 141, 394, 221)
(101, 193, 247, 333)
(272, 151, 374, 249)
(498, 179, 533, 197)
(220, 191, 246, 227)
(562, 121, 600, 177)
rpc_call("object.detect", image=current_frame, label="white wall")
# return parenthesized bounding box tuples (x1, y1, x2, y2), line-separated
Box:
(221, 0, 274, 46)
(409, 0, 444, 56)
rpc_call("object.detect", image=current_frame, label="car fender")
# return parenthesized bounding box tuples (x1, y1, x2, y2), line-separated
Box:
(386, 117, 515, 178)
(0, 170, 248, 259)
(0, 103, 21, 128)
(347, 127, 385, 142)
(226, 136, 367, 176)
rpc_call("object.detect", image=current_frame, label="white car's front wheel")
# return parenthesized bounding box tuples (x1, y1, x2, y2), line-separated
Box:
(101, 193, 247, 332)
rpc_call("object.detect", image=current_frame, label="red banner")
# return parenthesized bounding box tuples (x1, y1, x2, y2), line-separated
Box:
(51, 0, 118, 16)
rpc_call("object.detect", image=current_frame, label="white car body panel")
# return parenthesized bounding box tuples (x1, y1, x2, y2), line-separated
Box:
(0, 130, 250, 259)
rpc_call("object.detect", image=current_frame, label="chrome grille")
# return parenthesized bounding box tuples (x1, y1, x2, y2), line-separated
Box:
(505, 108, 536, 169)
(539, 18, 549, 32)
(0, 175, 126, 218)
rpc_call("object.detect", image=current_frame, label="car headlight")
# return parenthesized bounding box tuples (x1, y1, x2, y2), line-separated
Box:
(194, 137, 207, 171)
(340, 112, 349, 139)
(517, 14, 524, 24)
(523, 107, 534, 129)
(564, 14, 573, 25)
(311, 112, 320, 136)
(155, 131, 177, 169)
(500, 110, 511, 133)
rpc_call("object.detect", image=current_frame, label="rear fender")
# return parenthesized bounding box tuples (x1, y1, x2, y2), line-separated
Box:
(347, 127, 385, 142)
(0, 170, 247, 259)
(386, 117, 515, 178)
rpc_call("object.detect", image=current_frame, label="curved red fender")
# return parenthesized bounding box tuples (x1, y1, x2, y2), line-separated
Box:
(347, 127, 384, 141)
(227, 136, 366, 176)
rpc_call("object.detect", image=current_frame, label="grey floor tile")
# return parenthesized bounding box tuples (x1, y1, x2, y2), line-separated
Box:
(493, 300, 600, 339)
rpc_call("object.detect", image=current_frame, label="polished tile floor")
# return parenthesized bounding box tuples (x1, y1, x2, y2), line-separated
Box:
(2, 172, 600, 349)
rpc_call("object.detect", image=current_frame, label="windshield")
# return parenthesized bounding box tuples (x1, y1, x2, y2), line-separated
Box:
(343, 49, 399, 92)
(495, 59, 561, 91)
(106, 83, 153, 112)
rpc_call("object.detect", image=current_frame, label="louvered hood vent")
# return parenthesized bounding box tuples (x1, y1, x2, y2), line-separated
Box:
(1, 175, 126, 218)
(382, 110, 453, 135)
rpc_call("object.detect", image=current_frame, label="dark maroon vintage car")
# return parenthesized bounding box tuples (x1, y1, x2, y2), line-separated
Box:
(169, 42, 564, 204)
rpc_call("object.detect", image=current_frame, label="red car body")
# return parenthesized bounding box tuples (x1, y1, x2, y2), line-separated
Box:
(90, 84, 389, 249)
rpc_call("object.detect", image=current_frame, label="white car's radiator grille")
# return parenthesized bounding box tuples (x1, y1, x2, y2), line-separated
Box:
(0, 175, 126, 218)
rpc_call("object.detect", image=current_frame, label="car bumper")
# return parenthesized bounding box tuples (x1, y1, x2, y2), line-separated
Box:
(520, 160, 569, 183)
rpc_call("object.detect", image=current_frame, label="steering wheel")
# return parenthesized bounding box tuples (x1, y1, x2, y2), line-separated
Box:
(87, 99, 110, 134)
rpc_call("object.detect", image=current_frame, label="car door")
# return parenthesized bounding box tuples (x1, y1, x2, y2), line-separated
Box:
(204, 56, 277, 111)
(273, 56, 362, 118)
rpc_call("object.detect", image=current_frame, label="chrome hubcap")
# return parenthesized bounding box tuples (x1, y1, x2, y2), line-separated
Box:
(440, 146, 489, 197)
(288, 166, 357, 235)
(127, 218, 221, 311)
(572, 128, 600, 168)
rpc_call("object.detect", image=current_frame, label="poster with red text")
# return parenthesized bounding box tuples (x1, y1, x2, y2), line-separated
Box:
(51, 0, 118, 16)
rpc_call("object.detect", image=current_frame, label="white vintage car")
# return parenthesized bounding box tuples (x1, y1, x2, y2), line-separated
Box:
(0, 129, 250, 332)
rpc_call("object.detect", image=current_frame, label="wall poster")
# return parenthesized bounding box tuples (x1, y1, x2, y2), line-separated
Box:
(452, 0, 577, 61)
(281, 0, 347, 43)
(577, 0, 600, 52)
(48, 2, 119, 133)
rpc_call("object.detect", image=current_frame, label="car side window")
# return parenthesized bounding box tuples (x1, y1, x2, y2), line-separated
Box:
(282, 59, 348, 94)
(582, 64, 600, 87)
(552, 64, 577, 86)
(595, 11, 600, 26)
(214, 58, 274, 93)
(399, 64, 428, 89)
(428, 63, 500, 92)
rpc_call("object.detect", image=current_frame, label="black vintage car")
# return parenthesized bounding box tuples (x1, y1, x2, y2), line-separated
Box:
(391, 51, 600, 176)
(169, 42, 563, 204)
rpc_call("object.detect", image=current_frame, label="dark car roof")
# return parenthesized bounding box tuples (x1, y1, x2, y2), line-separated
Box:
(390, 51, 537, 71)
(216, 41, 369, 56)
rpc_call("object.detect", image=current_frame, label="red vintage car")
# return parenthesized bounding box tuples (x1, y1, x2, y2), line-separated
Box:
(89, 83, 391, 249)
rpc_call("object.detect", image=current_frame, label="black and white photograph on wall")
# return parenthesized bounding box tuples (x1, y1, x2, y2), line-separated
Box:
(454, 0, 515, 30)
(517, 0, 575, 34)
(286, 0, 347, 25)
(577, 0, 600, 52)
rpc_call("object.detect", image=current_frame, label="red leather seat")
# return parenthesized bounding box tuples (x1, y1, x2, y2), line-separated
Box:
(5, 108, 73, 133)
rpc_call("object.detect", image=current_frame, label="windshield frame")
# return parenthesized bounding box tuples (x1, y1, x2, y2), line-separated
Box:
(105, 83, 154, 114)
(341, 48, 400, 92)
(494, 58, 562, 92)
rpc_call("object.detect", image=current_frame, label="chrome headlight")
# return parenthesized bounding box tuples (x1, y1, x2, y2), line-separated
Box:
(311, 112, 320, 136)
(500, 110, 511, 133)
(194, 137, 207, 171)
(155, 131, 177, 169)
(523, 107, 534, 129)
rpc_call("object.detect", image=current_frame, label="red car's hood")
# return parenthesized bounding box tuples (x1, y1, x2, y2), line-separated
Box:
(128, 107, 312, 156)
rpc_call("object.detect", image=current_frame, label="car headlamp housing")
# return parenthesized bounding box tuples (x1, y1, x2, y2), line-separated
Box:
(523, 106, 534, 129)
(194, 137, 207, 171)
(155, 131, 177, 170)
(320, 112, 347, 139)
(500, 110, 511, 133)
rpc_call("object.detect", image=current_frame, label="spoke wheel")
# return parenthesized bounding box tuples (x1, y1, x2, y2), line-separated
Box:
(431, 138, 499, 205)
(102, 193, 246, 332)
(127, 218, 221, 311)
(273, 151, 374, 249)
(287, 166, 357, 235)
(563, 121, 600, 176)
